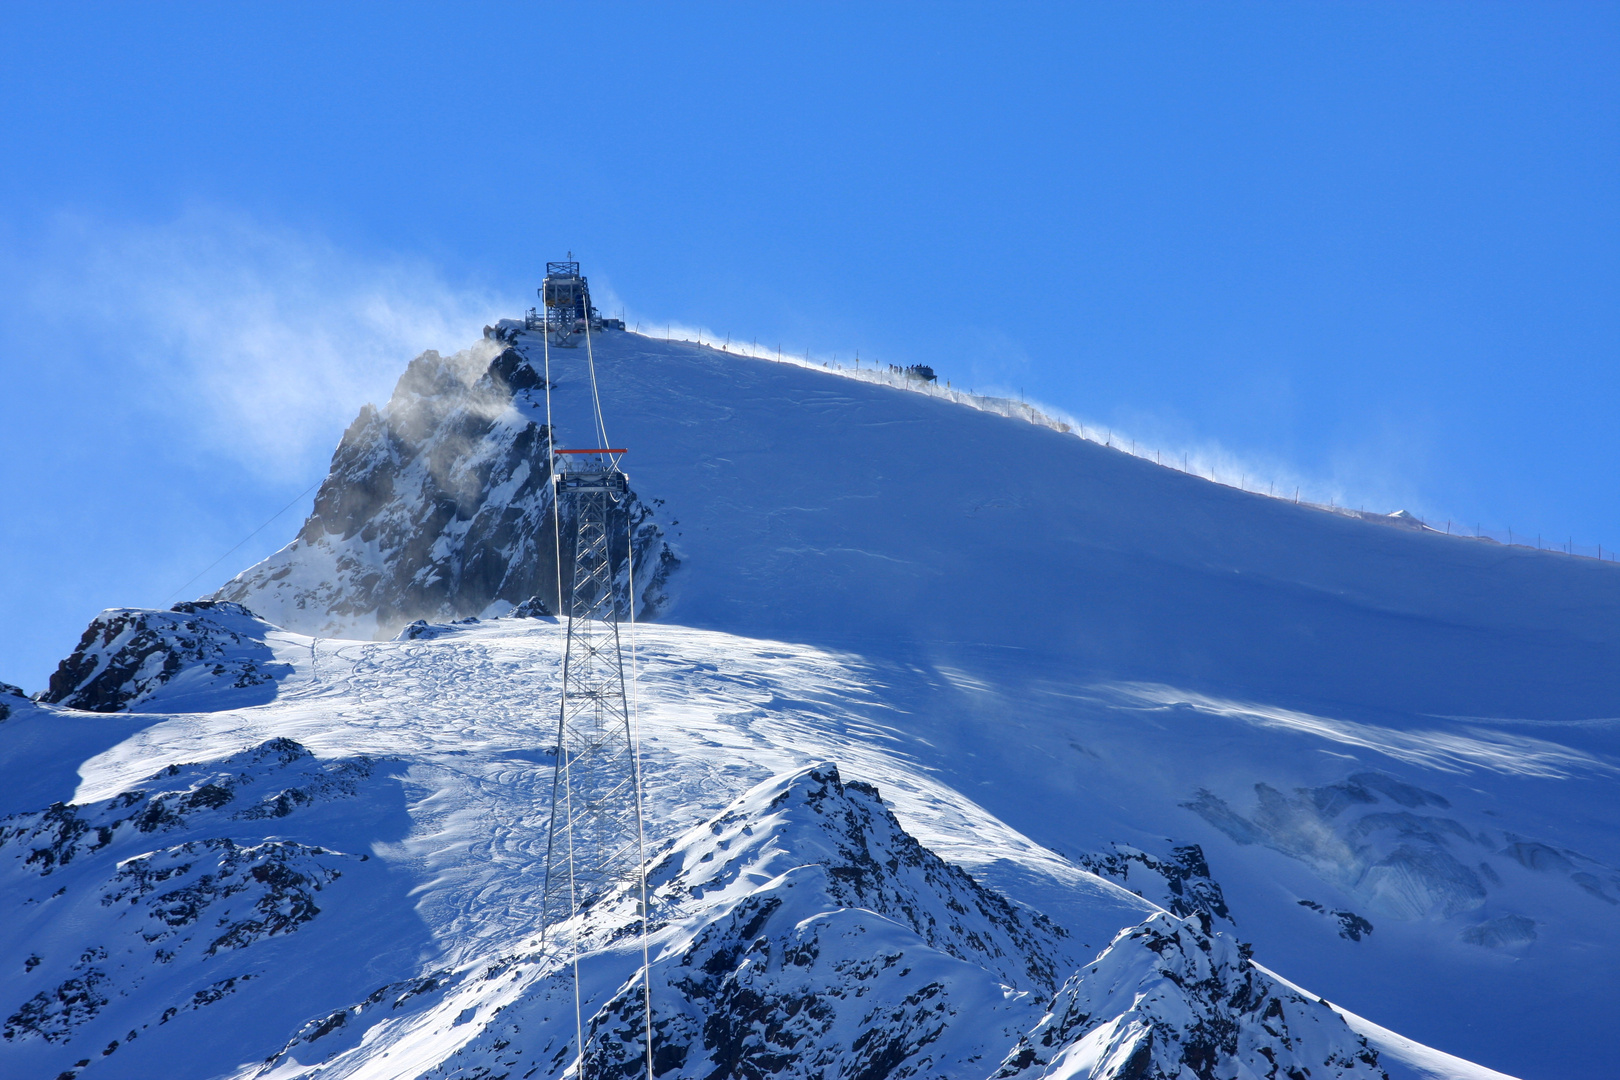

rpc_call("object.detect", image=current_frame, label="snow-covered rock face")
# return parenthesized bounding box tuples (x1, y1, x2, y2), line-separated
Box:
(0, 682, 23, 722)
(284, 764, 1381, 1080)
(213, 341, 674, 639)
(0, 739, 400, 1073)
(1073, 843, 1234, 930)
(418, 764, 1072, 1080)
(646, 762, 1073, 994)
(992, 913, 1384, 1080)
(40, 601, 289, 713)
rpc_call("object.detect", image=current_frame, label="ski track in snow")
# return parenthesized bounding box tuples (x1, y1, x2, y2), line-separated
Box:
(70, 623, 1147, 971)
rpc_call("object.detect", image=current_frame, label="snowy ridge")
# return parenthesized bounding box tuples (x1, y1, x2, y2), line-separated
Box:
(0, 682, 24, 723)
(244, 763, 1382, 1080)
(403, 763, 1072, 1080)
(637, 333, 1612, 555)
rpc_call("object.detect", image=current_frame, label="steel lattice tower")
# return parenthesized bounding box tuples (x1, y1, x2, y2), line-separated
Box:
(536, 257, 655, 1080)
(541, 452, 644, 937)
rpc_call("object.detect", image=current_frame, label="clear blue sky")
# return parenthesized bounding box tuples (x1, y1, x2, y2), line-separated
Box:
(2, 2, 1616, 690)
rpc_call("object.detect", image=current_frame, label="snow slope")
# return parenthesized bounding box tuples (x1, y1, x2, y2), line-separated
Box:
(457, 330, 1611, 1077)
(2, 617, 1399, 1080)
(5, 328, 1615, 1077)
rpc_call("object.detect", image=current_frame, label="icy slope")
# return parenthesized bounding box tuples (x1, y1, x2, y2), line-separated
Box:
(0, 622, 1395, 1080)
(538, 334, 1619, 1079)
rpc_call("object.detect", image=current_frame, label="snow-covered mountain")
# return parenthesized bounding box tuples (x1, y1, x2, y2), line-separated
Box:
(4, 326, 1615, 1079)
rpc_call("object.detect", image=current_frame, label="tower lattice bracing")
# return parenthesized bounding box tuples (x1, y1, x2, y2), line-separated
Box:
(540, 454, 644, 940)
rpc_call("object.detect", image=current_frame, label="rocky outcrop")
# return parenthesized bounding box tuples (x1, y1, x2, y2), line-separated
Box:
(0, 738, 373, 877)
(40, 602, 288, 713)
(0, 740, 379, 1052)
(0, 683, 23, 722)
(992, 913, 1385, 1080)
(1076, 842, 1234, 928)
(411, 763, 1072, 1080)
(643, 763, 1074, 993)
(212, 341, 675, 639)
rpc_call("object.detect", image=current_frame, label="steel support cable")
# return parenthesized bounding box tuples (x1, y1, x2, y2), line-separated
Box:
(162, 476, 324, 604)
(581, 314, 611, 458)
(565, 738, 586, 1075)
(544, 293, 566, 635)
(628, 511, 656, 1079)
(539, 303, 567, 947)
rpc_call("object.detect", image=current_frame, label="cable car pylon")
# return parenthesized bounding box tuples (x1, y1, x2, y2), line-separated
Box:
(536, 259, 655, 1079)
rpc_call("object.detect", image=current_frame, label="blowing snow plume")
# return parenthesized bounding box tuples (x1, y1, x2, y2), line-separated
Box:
(21, 210, 504, 480)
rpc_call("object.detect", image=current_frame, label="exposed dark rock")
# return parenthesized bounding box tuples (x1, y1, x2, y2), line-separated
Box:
(485, 346, 546, 394)
(4, 967, 109, 1043)
(509, 595, 553, 618)
(0, 739, 372, 876)
(993, 912, 1386, 1080)
(1298, 900, 1374, 941)
(40, 604, 287, 713)
(416, 764, 1382, 1080)
(647, 762, 1071, 994)
(1078, 842, 1233, 926)
(0, 739, 379, 1051)
(0, 681, 23, 722)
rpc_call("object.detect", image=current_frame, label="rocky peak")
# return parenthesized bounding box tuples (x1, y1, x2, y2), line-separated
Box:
(994, 912, 1386, 1080)
(647, 762, 1075, 993)
(211, 340, 675, 639)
